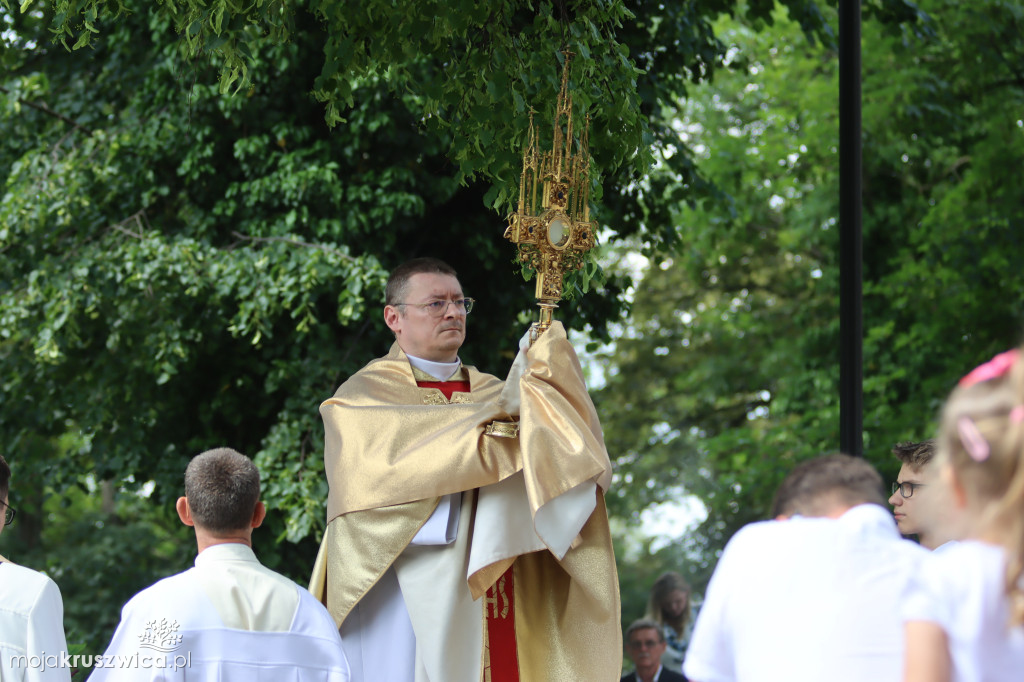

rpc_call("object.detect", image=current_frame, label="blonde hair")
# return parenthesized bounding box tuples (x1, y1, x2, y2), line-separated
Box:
(645, 571, 690, 636)
(939, 348, 1024, 626)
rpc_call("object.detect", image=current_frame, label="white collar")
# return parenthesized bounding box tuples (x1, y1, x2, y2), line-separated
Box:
(406, 354, 461, 381)
(194, 542, 259, 568)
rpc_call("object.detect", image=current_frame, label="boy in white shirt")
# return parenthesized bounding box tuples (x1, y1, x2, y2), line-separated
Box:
(0, 454, 72, 682)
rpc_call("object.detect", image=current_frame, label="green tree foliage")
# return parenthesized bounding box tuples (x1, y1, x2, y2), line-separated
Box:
(1, 0, 851, 650)
(597, 0, 1024, 582)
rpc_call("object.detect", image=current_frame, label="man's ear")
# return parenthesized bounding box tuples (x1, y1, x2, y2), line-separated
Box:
(251, 501, 267, 529)
(176, 497, 195, 527)
(384, 305, 402, 334)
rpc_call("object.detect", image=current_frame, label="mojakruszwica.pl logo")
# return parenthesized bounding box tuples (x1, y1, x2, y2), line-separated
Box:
(138, 618, 184, 653)
(7, 617, 192, 672)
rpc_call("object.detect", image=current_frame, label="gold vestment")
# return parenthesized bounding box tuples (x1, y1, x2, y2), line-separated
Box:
(309, 322, 621, 681)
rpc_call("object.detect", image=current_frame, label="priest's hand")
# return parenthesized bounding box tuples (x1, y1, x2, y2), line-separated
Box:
(497, 328, 532, 416)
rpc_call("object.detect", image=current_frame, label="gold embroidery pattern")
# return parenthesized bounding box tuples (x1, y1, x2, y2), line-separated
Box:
(484, 421, 519, 439)
(485, 574, 511, 619)
(420, 391, 473, 406)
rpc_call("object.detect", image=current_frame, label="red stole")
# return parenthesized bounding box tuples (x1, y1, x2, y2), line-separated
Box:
(416, 379, 471, 399)
(485, 565, 519, 682)
(417, 378, 520, 682)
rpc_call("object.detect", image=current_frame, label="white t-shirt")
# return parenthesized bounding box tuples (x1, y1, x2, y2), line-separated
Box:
(902, 540, 1024, 682)
(683, 504, 928, 682)
(0, 561, 71, 682)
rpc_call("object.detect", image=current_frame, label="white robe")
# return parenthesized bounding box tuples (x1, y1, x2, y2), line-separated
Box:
(89, 543, 349, 681)
(0, 560, 72, 682)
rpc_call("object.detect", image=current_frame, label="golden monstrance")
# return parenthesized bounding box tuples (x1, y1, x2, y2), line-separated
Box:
(504, 51, 598, 344)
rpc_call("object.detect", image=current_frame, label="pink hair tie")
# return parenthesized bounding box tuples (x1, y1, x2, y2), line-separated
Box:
(960, 349, 1019, 387)
(957, 417, 990, 462)
(1011, 406, 1024, 423)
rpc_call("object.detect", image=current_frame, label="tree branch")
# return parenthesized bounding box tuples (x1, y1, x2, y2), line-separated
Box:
(106, 210, 149, 239)
(0, 85, 93, 134)
(229, 231, 355, 261)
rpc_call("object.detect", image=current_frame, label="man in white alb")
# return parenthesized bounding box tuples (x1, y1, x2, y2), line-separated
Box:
(90, 448, 349, 681)
(684, 454, 928, 682)
(0, 454, 72, 682)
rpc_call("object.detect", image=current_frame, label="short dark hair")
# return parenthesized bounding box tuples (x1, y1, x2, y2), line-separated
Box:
(625, 618, 665, 643)
(385, 258, 458, 306)
(184, 448, 261, 533)
(892, 440, 936, 469)
(770, 453, 885, 518)
(0, 454, 10, 502)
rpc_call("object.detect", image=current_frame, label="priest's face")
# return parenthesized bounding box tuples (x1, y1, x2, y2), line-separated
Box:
(384, 272, 467, 362)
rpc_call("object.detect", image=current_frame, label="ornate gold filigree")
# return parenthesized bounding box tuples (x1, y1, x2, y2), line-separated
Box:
(421, 391, 472, 406)
(504, 51, 597, 342)
(484, 420, 520, 439)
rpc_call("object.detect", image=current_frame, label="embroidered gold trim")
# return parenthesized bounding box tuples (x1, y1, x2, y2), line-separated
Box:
(484, 420, 520, 439)
(420, 391, 473, 405)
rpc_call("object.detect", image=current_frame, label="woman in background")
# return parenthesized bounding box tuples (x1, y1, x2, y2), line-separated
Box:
(646, 571, 694, 672)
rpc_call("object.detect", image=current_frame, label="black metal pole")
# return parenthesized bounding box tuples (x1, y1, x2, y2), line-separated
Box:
(839, 0, 863, 456)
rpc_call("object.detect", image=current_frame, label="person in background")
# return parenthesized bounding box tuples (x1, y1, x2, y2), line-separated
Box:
(90, 448, 349, 681)
(0, 454, 72, 682)
(684, 454, 928, 682)
(903, 349, 1024, 682)
(645, 572, 693, 671)
(888, 440, 960, 550)
(621, 618, 688, 682)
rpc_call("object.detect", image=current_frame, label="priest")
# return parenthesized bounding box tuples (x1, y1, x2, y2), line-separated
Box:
(309, 257, 621, 681)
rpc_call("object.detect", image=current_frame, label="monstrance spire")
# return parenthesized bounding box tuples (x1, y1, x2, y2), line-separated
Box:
(504, 51, 598, 343)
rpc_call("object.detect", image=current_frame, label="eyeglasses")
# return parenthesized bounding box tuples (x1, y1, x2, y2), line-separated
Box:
(627, 639, 661, 649)
(1, 500, 16, 526)
(394, 298, 475, 317)
(892, 481, 925, 499)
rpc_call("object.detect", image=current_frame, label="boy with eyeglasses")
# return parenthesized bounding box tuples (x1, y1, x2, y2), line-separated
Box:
(0, 454, 72, 682)
(888, 440, 960, 550)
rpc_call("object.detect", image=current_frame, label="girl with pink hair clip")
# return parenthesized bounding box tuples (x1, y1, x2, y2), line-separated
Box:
(903, 349, 1024, 681)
